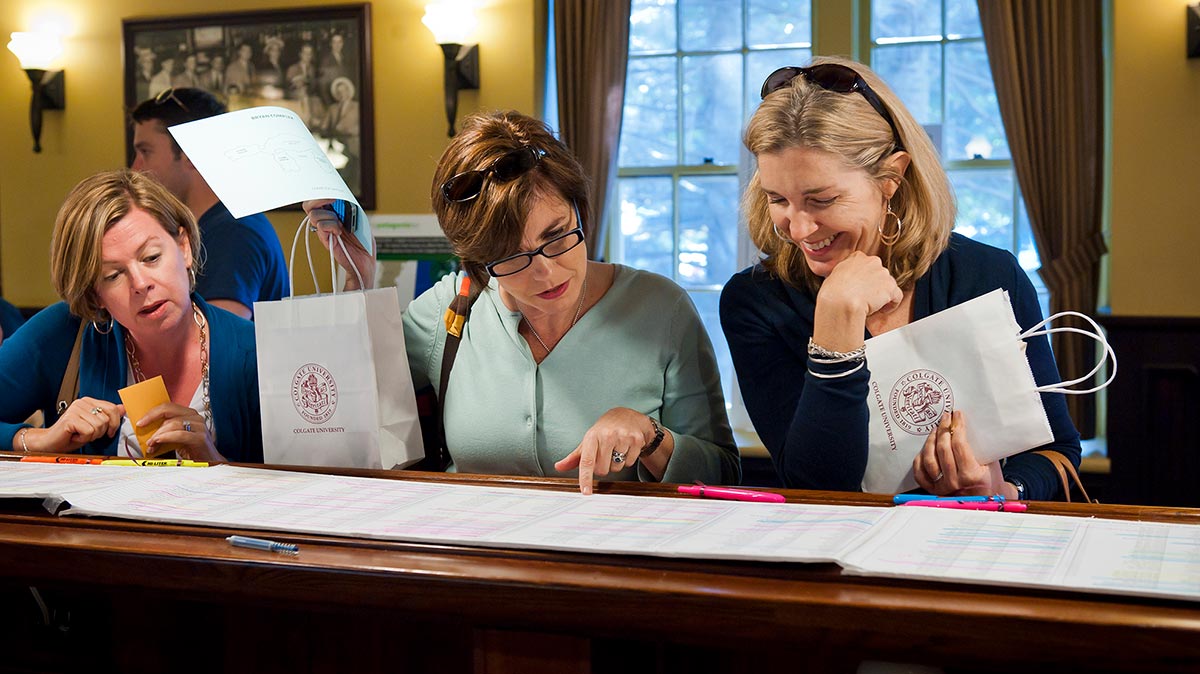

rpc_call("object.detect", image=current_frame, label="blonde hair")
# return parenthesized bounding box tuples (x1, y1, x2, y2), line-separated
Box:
(50, 169, 202, 323)
(430, 111, 591, 289)
(743, 56, 955, 293)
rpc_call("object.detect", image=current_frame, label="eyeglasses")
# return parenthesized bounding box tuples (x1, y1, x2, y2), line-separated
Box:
(485, 203, 586, 277)
(441, 146, 546, 203)
(153, 87, 190, 112)
(760, 64, 905, 152)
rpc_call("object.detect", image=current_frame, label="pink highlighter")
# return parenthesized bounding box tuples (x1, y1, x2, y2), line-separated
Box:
(901, 500, 1028, 512)
(677, 484, 787, 504)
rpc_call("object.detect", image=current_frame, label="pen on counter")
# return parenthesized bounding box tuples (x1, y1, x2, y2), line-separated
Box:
(893, 494, 1002, 505)
(677, 484, 787, 504)
(226, 535, 299, 555)
(21, 456, 106, 465)
(101, 459, 209, 467)
(900, 500, 1027, 512)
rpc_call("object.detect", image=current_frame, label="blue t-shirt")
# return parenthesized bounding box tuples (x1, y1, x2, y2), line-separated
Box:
(0, 297, 24, 341)
(196, 202, 288, 315)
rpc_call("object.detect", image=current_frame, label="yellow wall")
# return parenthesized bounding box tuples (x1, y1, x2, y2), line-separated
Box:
(1109, 0, 1200, 316)
(0, 0, 539, 304)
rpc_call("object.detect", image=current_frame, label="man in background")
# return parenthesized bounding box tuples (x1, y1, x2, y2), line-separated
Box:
(130, 88, 288, 319)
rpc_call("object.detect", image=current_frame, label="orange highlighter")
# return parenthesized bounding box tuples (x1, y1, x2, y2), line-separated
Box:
(20, 455, 106, 465)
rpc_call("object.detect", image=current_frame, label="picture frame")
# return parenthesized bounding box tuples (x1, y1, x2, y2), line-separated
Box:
(122, 4, 375, 209)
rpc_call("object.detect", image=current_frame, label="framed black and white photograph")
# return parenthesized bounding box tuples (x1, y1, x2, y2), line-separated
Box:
(122, 4, 375, 208)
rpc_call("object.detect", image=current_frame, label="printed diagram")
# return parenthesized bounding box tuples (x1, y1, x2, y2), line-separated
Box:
(224, 133, 336, 174)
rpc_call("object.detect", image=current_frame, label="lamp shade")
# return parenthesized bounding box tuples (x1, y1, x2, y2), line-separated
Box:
(8, 31, 63, 69)
(422, 1, 477, 45)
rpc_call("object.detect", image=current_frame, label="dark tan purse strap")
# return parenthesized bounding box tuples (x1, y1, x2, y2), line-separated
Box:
(1033, 449, 1095, 503)
(56, 323, 86, 416)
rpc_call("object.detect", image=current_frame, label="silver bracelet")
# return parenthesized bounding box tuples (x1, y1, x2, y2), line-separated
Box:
(18, 427, 30, 454)
(807, 337, 866, 364)
(807, 361, 866, 379)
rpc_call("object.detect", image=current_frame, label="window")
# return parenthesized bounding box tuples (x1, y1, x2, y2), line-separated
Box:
(608, 0, 1050, 423)
(870, 0, 1049, 314)
(615, 0, 814, 408)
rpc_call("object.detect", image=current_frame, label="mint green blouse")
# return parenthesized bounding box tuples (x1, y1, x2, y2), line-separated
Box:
(403, 265, 740, 484)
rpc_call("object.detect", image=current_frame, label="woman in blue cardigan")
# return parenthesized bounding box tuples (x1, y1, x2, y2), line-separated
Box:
(0, 170, 262, 462)
(720, 57, 1080, 501)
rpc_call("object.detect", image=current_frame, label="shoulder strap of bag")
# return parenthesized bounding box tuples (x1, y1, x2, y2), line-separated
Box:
(1033, 449, 1096, 504)
(425, 274, 481, 470)
(56, 322, 87, 417)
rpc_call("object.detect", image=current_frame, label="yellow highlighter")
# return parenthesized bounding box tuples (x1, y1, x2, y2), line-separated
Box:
(101, 459, 209, 467)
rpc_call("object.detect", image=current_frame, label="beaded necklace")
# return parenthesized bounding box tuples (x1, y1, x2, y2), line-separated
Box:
(125, 302, 211, 426)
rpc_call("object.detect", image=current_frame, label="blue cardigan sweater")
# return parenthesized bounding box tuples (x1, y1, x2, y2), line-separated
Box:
(720, 234, 1081, 501)
(0, 295, 263, 462)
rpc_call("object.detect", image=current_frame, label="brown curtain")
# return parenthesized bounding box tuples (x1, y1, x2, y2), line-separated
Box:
(554, 0, 631, 259)
(977, 0, 1106, 436)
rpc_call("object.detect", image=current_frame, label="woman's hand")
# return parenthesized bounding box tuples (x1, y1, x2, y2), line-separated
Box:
(912, 410, 1005, 496)
(818, 251, 903, 319)
(301, 199, 376, 290)
(555, 408, 663, 495)
(24, 398, 125, 453)
(138, 403, 226, 463)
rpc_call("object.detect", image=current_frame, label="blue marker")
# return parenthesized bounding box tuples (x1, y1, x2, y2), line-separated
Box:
(893, 494, 1002, 505)
(226, 535, 299, 555)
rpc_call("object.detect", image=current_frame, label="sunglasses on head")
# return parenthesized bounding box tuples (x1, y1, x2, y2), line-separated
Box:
(441, 146, 547, 203)
(760, 64, 905, 152)
(153, 87, 190, 112)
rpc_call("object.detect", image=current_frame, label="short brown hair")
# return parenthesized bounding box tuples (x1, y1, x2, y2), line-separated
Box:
(743, 56, 955, 294)
(430, 111, 591, 289)
(50, 169, 202, 323)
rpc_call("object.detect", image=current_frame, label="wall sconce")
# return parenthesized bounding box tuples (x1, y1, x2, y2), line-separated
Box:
(7, 31, 66, 153)
(1189, 4, 1200, 58)
(422, 1, 480, 137)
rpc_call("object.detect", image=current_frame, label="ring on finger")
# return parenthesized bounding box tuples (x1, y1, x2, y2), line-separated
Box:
(611, 449, 626, 464)
(183, 421, 192, 433)
(932, 470, 945, 483)
(90, 407, 103, 416)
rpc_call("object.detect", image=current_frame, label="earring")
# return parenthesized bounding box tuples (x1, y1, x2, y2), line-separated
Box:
(772, 221, 796, 246)
(187, 266, 197, 289)
(92, 315, 113, 335)
(878, 202, 902, 246)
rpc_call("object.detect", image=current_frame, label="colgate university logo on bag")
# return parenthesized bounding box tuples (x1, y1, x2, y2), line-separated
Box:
(889, 369, 953, 436)
(291, 363, 339, 424)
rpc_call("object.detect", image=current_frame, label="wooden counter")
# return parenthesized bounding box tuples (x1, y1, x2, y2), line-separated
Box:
(1, 464, 1197, 673)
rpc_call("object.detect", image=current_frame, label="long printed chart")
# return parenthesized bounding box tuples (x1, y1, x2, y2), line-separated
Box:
(1, 462, 1198, 602)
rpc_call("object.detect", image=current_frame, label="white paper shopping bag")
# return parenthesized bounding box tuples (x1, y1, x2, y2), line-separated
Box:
(862, 289, 1114, 494)
(253, 223, 423, 469)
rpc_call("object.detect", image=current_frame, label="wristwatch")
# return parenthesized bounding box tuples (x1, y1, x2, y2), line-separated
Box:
(641, 416, 665, 458)
(1007, 477, 1027, 501)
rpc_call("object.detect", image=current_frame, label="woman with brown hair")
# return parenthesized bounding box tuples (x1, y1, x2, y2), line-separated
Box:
(0, 170, 262, 461)
(307, 111, 739, 493)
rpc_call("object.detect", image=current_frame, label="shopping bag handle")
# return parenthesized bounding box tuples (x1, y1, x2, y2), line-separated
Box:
(289, 216, 366, 297)
(1019, 310, 1116, 395)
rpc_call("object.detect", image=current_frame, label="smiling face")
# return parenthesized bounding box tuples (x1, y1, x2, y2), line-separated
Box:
(494, 193, 588, 320)
(95, 206, 193, 338)
(758, 145, 903, 279)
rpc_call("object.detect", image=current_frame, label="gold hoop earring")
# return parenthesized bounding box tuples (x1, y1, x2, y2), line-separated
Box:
(772, 222, 796, 246)
(92, 316, 113, 335)
(878, 203, 902, 246)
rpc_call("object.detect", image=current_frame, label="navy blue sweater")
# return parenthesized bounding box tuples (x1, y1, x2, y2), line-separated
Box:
(720, 234, 1081, 501)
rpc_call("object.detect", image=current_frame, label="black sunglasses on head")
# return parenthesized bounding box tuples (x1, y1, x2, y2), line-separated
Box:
(441, 146, 547, 203)
(760, 64, 905, 152)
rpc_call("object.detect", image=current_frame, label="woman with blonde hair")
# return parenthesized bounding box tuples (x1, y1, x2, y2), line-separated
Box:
(720, 56, 1079, 500)
(306, 110, 739, 493)
(0, 170, 262, 461)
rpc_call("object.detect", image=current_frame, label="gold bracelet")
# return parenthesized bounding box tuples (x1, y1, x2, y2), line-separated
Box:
(18, 427, 30, 454)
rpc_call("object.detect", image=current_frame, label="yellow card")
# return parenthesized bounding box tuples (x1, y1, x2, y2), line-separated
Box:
(118, 376, 173, 458)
